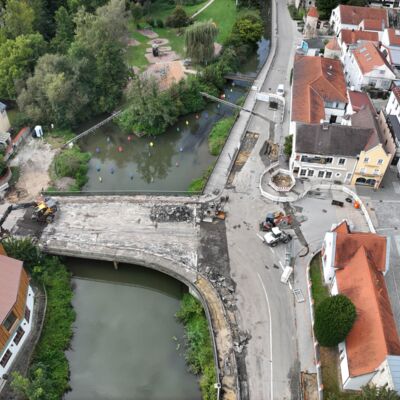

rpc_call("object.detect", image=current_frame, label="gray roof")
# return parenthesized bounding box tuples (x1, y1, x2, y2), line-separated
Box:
(303, 38, 325, 49)
(295, 123, 376, 156)
(387, 114, 400, 142)
(387, 355, 400, 393)
(0, 102, 5, 112)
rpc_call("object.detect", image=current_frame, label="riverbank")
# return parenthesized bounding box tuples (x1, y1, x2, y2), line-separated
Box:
(176, 293, 217, 400)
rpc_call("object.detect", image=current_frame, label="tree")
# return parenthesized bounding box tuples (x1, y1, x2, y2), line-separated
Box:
(314, 294, 357, 347)
(130, 1, 143, 21)
(51, 6, 74, 53)
(165, 5, 189, 28)
(283, 135, 293, 157)
(185, 20, 218, 64)
(2, 0, 35, 38)
(315, 0, 339, 19)
(17, 53, 89, 127)
(0, 33, 46, 99)
(228, 12, 263, 47)
(357, 384, 400, 400)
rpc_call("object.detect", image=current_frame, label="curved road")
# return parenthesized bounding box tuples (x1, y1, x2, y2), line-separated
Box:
(224, 1, 301, 399)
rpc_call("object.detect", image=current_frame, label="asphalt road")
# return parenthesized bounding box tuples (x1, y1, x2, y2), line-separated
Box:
(223, 2, 302, 399)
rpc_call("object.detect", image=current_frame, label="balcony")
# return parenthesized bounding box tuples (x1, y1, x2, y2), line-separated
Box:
(300, 156, 333, 165)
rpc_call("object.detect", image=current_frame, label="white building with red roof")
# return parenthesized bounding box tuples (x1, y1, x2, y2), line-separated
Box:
(382, 28, 400, 66)
(322, 221, 400, 392)
(343, 41, 395, 91)
(304, 6, 319, 38)
(330, 4, 388, 35)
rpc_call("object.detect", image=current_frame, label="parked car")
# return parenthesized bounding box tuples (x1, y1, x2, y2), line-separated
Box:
(276, 84, 285, 97)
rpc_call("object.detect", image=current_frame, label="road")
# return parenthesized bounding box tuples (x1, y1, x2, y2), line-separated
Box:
(223, 1, 302, 399)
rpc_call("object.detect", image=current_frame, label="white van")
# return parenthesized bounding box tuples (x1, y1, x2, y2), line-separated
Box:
(276, 84, 285, 97)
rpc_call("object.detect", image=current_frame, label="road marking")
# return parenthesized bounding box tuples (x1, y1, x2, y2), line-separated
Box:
(257, 273, 273, 400)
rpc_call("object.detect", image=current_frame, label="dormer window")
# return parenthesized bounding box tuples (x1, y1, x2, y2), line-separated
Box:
(3, 311, 17, 331)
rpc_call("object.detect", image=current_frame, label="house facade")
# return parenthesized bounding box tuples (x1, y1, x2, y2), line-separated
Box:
(321, 221, 400, 393)
(304, 6, 319, 38)
(0, 253, 35, 381)
(381, 28, 400, 66)
(330, 4, 388, 35)
(290, 55, 348, 135)
(343, 41, 395, 91)
(386, 86, 400, 120)
(338, 30, 379, 59)
(0, 103, 10, 134)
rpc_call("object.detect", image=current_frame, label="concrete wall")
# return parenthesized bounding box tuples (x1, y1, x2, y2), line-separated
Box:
(371, 358, 395, 390)
(322, 232, 336, 284)
(343, 371, 376, 390)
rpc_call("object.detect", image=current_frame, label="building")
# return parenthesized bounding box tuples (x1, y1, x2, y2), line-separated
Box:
(330, 4, 388, 35)
(0, 252, 35, 380)
(324, 37, 341, 59)
(350, 107, 394, 188)
(304, 6, 319, 38)
(290, 123, 375, 183)
(297, 37, 325, 56)
(338, 29, 379, 57)
(381, 28, 400, 66)
(343, 41, 396, 91)
(322, 221, 400, 392)
(0, 103, 10, 134)
(386, 86, 400, 120)
(346, 90, 376, 116)
(290, 55, 348, 134)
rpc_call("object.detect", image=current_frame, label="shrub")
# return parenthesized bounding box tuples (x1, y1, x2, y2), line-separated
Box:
(0, 155, 7, 176)
(314, 295, 357, 347)
(227, 12, 263, 47)
(176, 293, 217, 399)
(283, 135, 292, 157)
(156, 18, 164, 28)
(208, 116, 235, 156)
(145, 16, 155, 27)
(166, 6, 189, 28)
(188, 164, 213, 193)
(130, 2, 143, 21)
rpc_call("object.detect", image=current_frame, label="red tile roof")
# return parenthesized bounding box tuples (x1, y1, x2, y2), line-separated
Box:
(307, 6, 319, 18)
(387, 28, 400, 46)
(348, 90, 375, 114)
(353, 41, 389, 74)
(361, 18, 385, 32)
(336, 245, 400, 377)
(292, 55, 347, 124)
(340, 29, 379, 46)
(338, 4, 388, 27)
(326, 37, 341, 51)
(0, 255, 23, 323)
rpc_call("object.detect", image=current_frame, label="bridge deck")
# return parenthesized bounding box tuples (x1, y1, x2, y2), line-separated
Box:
(39, 196, 200, 281)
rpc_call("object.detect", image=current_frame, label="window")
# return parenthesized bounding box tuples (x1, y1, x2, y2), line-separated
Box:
(13, 326, 25, 345)
(307, 169, 314, 177)
(326, 157, 333, 164)
(338, 158, 346, 165)
(0, 350, 12, 367)
(318, 170, 324, 178)
(301, 155, 308, 162)
(24, 307, 31, 323)
(325, 171, 332, 179)
(360, 167, 366, 174)
(377, 159, 384, 165)
(364, 157, 369, 163)
(3, 311, 17, 331)
(374, 169, 380, 175)
(300, 169, 306, 176)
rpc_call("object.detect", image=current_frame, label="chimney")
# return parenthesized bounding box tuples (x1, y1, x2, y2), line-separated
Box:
(329, 65, 333, 70)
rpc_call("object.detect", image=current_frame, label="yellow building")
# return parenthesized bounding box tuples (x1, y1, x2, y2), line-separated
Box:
(351, 144, 391, 189)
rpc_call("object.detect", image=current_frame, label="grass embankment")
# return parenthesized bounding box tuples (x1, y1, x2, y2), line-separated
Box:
(3, 238, 75, 400)
(188, 164, 214, 193)
(309, 255, 355, 399)
(208, 116, 235, 156)
(176, 293, 217, 400)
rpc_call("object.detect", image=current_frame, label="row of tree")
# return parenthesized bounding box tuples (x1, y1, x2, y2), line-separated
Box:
(0, 0, 129, 128)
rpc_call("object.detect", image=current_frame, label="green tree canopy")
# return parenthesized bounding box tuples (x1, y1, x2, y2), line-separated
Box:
(314, 294, 357, 347)
(2, 0, 35, 38)
(17, 53, 88, 127)
(185, 20, 218, 64)
(166, 5, 189, 28)
(51, 6, 74, 53)
(229, 12, 263, 46)
(357, 384, 400, 399)
(0, 33, 46, 99)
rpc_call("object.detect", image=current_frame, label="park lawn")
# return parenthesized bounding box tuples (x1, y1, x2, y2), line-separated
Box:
(195, 0, 237, 43)
(149, 0, 207, 20)
(125, 26, 151, 69)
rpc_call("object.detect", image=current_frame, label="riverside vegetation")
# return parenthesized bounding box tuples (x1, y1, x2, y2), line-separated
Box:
(2, 237, 75, 400)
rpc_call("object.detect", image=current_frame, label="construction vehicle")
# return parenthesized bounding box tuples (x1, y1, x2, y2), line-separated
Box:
(31, 197, 58, 223)
(260, 211, 292, 231)
(263, 227, 292, 247)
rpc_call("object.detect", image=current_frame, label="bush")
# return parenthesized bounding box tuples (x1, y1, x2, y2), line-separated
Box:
(176, 293, 217, 400)
(145, 16, 155, 27)
(287, 4, 305, 20)
(52, 146, 90, 190)
(156, 18, 164, 28)
(130, 2, 143, 21)
(3, 238, 75, 400)
(226, 12, 263, 47)
(315, 295, 357, 347)
(166, 6, 189, 28)
(283, 135, 292, 157)
(0, 155, 7, 176)
(208, 116, 235, 156)
(188, 164, 214, 193)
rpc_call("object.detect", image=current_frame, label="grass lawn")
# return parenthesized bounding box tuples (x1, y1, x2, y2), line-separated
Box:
(195, 0, 237, 43)
(309, 254, 356, 400)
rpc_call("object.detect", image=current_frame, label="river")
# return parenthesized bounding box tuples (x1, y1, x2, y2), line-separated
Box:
(79, 38, 270, 192)
(64, 259, 201, 400)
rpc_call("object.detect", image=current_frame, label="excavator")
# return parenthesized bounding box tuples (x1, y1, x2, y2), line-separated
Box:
(0, 197, 58, 230)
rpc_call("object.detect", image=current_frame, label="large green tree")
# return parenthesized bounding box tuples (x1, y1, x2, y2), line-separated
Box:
(0, 33, 46, 99)
(2, 0, 35, 38)
(17, 53, 88, 127)
(228, 12, 263, 47)
(314, 294, 357, 347)
(51, 6, 74, 52)
(185, 20, 218, 64)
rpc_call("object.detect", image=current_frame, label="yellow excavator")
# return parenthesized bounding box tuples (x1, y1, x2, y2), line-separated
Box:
(31, 197, 58, 224)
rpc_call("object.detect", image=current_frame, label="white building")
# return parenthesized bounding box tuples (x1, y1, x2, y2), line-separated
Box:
(321, 221, 400, 393)
(382, 28, 400, 66)
(337, 29, 379, 59)
(343, 41, 396, 90)
(330, 4, 388, 36)
(386, 86, 400, 120)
